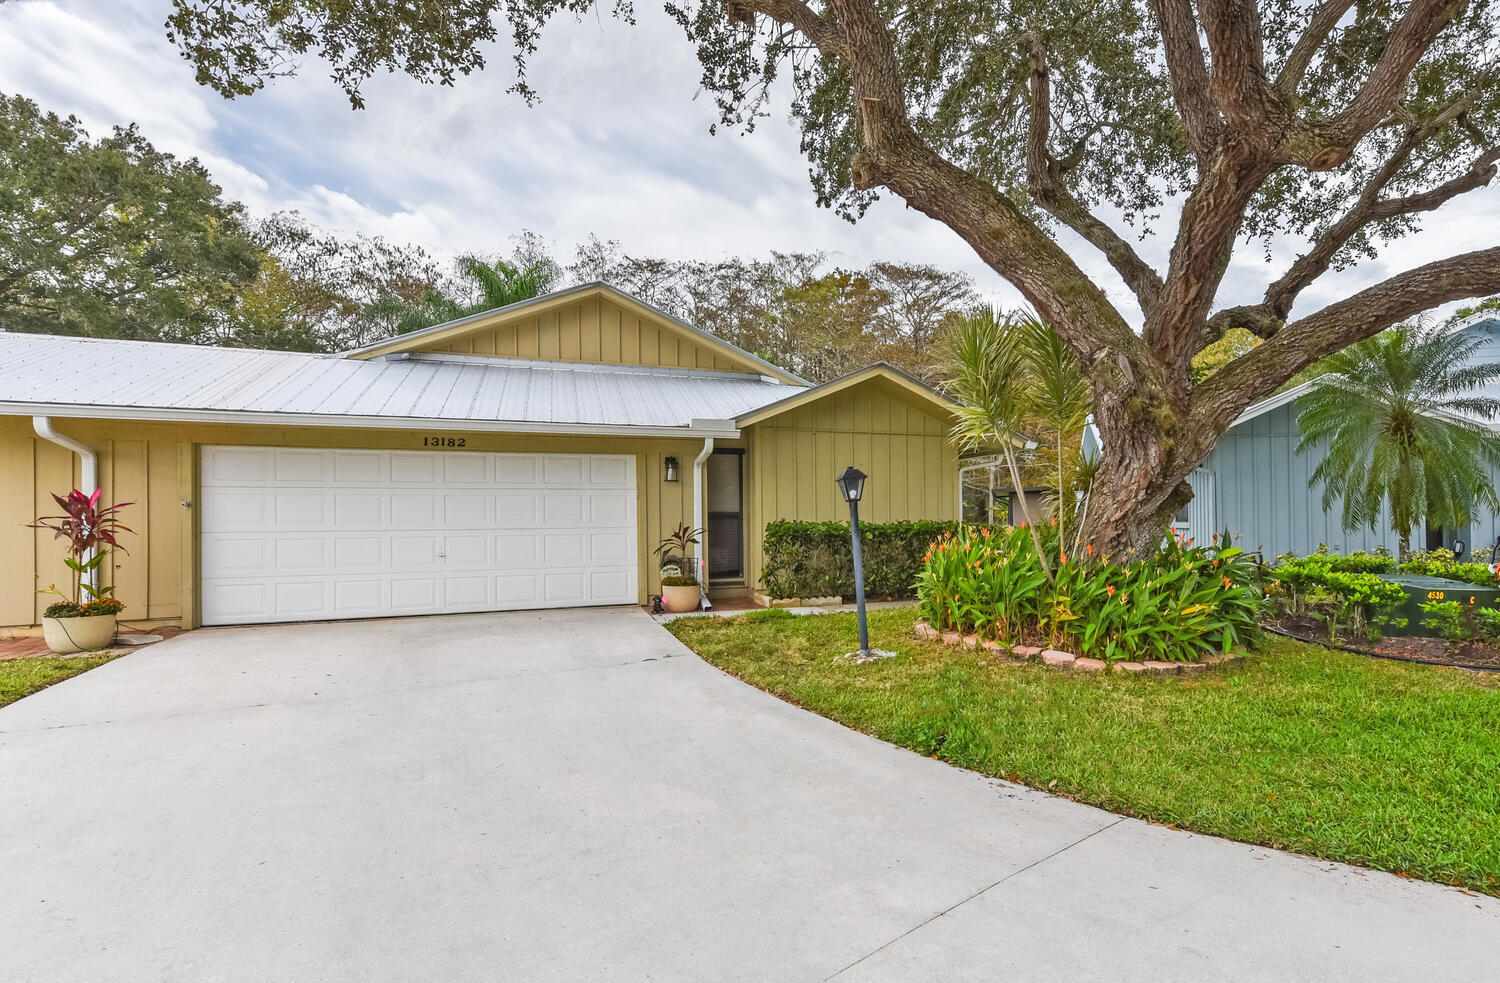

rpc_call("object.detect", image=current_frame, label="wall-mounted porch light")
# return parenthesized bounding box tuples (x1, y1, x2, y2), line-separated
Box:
(664, 456, 680, 482)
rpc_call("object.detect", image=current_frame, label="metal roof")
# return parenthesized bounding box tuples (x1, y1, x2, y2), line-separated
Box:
(0, 333, 806, 435)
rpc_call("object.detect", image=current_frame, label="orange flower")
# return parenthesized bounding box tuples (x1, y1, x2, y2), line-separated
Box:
(1121, 593, 1130, 603)
(1084, 543, 1094, 556)
(1222, 575, 1232, 588)
(1059, 553, 1067, 564)
(1106, 585, 1115, 597)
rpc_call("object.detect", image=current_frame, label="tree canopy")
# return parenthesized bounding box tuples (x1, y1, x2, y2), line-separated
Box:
(162, 0, 1500, 548)
(0, 91, 261, 341)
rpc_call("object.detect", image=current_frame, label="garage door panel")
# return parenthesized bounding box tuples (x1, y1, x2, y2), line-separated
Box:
(496, 534, 538, 563)
(274, 450, 330, 482)
(201, 492, 268, 532)
(201, 536, 270, 575)
(544, 495, 586, 525)
(274, 538, 328, 570)
(494, 494, 539, 527)
(334, 537, 384, 569)
(274, 493, 326, 526)
(333, 494, 382, 526)
(200, 447, 638, 625)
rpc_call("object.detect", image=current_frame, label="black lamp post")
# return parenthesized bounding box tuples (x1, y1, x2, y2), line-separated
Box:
(836, 466, 871, 655)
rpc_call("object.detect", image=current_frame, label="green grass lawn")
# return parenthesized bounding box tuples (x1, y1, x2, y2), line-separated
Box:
(0, 654, 119, 709)
(669, 606, 1500, 895)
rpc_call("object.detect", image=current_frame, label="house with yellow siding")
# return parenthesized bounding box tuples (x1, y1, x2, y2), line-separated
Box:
(0, 283, 961, 630)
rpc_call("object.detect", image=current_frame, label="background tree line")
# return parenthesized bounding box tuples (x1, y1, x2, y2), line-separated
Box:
(0, 91, 977, 383)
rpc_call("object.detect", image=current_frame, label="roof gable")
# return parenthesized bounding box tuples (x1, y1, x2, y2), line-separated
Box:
(343, 283, 805, 385)
(735, 363, 959, 432)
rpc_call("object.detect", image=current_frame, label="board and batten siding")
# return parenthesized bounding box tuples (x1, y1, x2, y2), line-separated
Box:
(420, 294, 745, 373)
(0, 417, 188, 627)
(1195, 400, 1402, 558)
(0, 415, 704, 629)
(742, 379, 960, 593)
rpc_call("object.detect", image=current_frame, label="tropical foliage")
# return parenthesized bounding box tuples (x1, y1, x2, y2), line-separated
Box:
(1298, 323, 1500, 559)
(916, 524, 1261, 663)
(363, 256, 553, 335)
(30, 489, 133, 618)
(945, 309, 1094, 580)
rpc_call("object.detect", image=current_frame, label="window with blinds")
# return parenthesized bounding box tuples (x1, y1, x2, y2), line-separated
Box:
(706, 451, 743, 580)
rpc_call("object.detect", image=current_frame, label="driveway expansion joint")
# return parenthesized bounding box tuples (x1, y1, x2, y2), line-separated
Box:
(823, 817, 1127, 981)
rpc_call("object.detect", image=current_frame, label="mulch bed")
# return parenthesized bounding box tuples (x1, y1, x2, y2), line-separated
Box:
(1369, 635, 1500, 671)
(1267, 611, 1500, 671)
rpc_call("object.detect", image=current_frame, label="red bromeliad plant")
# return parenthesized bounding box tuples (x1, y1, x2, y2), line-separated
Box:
(31, 489, 134, 617)
(916, 523, 1262, 663)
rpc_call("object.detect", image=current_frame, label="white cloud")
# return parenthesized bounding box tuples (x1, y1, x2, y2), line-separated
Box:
(1, 0, 1494, 326)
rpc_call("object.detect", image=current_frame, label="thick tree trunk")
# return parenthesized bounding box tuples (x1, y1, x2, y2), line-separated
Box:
(1078, 415, 1197, 556)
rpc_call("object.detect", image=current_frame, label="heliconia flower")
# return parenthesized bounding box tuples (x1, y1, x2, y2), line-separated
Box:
(1222, 575, 1231, 588)
(1084, 543, 1094, 556)
(1106, 585, 1115, 596)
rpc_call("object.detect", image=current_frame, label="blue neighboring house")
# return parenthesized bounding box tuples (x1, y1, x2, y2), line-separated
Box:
(1179, 316, 1500, 560)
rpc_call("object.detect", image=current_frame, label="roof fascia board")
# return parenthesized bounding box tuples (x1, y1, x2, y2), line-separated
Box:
(381, 350, 794, 384)
(0, 402, 740, 439)
(735, 363, 959, 427)
(343, 282, 807, 386)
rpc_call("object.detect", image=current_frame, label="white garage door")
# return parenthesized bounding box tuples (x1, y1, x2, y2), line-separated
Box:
(199, 447, 638, 626)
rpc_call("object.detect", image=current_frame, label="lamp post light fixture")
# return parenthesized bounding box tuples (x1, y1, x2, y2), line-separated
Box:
(835, 466, 893, 662)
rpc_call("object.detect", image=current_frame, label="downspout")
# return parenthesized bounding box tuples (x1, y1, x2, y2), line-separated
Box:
(693, 436, 714, 609)
(33, 417, 99, 589)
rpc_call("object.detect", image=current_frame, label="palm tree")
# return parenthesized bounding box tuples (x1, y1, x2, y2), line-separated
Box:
(364, 256, 551, 335)
(1297, 322, 1500, 559)
(945, 308, 1093, 579)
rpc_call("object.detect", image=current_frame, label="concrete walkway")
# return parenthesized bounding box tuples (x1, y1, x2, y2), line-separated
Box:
(0, 607, 1494, 981)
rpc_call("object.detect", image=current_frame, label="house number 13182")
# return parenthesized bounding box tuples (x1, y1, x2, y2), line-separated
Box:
(422, 436, 467, 447)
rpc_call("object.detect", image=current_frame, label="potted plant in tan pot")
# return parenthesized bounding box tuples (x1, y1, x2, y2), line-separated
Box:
(31, 489, 133, 654)
(653, 522, 705, 613)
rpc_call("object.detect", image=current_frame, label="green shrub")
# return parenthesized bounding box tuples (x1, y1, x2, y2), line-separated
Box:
(915, 524, 1262, 663)
(662, 575, 699, 587)
(1475, 607, 1500, 640)
(1269, 557, 1406, 635)
(1420, 600, 1472, 641)
(761, 519, 971, 599)
(1397, 555, 1500, 588)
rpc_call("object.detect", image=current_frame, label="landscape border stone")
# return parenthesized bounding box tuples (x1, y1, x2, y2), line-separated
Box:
(915, 622, 1246, 675)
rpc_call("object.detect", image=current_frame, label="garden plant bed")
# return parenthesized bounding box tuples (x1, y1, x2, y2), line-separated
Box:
(668, 606, 1500, 895)
(1268, 612, 1500, 671)
(912, 619, 1243, 674)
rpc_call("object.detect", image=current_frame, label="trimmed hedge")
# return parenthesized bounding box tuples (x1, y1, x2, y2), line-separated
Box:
(761, 520, 969, 600)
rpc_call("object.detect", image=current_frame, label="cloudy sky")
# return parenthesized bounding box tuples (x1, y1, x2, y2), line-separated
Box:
(1, 0, 1495, 324)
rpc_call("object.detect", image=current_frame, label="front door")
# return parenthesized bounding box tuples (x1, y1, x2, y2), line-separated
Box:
(706, 451, 744, 581)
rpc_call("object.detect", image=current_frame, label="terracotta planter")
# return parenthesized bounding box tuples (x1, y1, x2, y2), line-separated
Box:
(661, 584, 702, 613)
(42, 614, 117, 654)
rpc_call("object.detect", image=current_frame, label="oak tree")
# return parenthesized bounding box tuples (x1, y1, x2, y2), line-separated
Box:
(166, 0, 1500, 548)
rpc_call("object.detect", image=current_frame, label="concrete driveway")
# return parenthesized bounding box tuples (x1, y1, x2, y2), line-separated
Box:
(1, 608, 1495, 981)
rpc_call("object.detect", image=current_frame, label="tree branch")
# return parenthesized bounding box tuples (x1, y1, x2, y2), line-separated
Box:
(1275, 0, 1355, 94)
(1026, 37, 1165, 314)
(1203, 136, 1500, 349)
(730, 0, 848, 59)
(1191, 246, 1500, 438)
(1327, 0, 1468, 148)
(1149, 0, 1223, 160)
